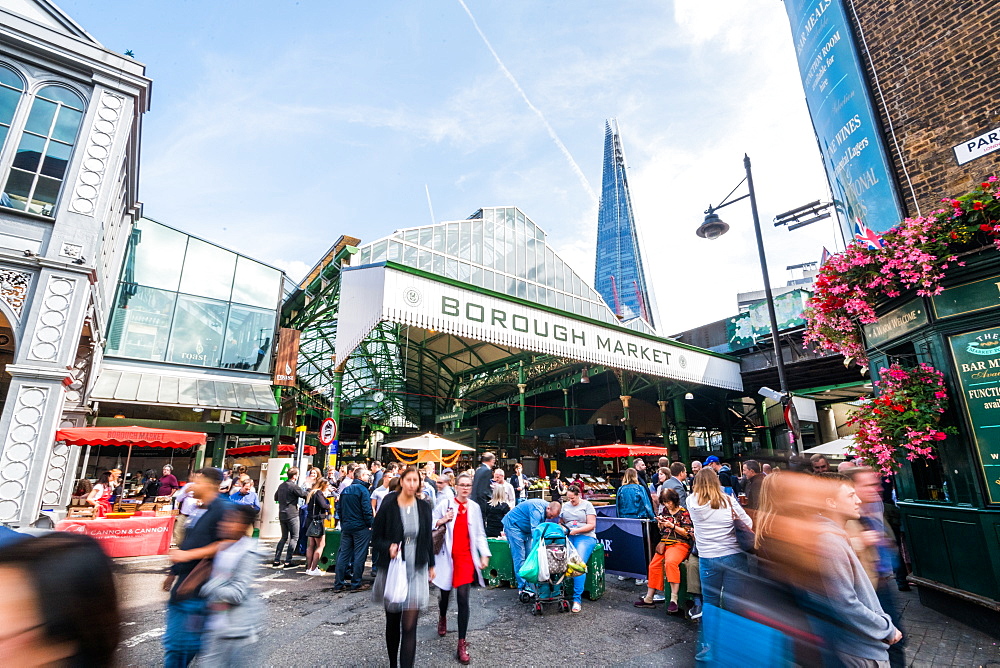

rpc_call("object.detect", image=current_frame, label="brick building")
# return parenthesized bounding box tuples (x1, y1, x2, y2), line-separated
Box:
(847, 0, 1000, 215)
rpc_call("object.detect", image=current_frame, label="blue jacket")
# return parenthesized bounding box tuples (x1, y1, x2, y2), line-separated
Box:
(502, 498, 547, 535)
(616, 483, 655, 520)
(338, 478, 373, 532)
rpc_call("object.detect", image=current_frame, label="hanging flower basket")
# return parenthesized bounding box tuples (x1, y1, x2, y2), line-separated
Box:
(846, 363, 956, 475)
(804, 177, 1000, 368)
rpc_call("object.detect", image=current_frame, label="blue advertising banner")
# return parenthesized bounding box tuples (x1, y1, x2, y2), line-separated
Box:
(783, 0, 904, 239)
(595, 516, 653, 579)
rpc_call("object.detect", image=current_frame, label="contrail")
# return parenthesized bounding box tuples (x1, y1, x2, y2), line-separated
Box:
(457, 0, 599, 207)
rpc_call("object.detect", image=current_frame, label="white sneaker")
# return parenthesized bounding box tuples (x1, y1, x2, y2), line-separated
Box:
(652, 594, 665, 602)
(635, 578, 646, 586)
(617, 575, 627, 581)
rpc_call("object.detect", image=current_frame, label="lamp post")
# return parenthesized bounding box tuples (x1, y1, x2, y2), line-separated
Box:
(696, 154, 798, 454)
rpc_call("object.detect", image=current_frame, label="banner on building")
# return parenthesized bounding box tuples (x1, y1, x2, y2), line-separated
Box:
(273, 328, 300, 387)
(783, 0, 904, 240)
(949, 326, 1000, 505)
(336, 264, 743, 391)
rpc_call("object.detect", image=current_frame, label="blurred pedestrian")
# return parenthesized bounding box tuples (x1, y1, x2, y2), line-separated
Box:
(0, 533, 119, 667)
(163, 467, 231, 667)
(560, 486, 597, 613)
(272, 467, 307, 568)
(810, 454, 831, 474)
(200, 505, 263, 667)
(433, 472, 490, 664)
(304, 479, 331, 576)
(636, 487, 693, 613)
(435, 471, 456, 503)
(371, 466, 435, 668)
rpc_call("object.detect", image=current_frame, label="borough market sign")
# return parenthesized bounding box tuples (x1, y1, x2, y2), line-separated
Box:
(336, 263, 743, 391)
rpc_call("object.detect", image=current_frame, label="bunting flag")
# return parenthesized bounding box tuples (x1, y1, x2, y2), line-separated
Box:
(820, 246, 831, 266)
(853, 218, 884, 250)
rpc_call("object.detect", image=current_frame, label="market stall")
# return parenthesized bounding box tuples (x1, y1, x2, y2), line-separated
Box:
(566, 444, 666, 577)
(54, 426, 206, 557)
(383, 433, 475, 468)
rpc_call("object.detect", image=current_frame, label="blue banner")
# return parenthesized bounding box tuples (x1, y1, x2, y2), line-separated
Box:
(595, 516, 653, 580)
(784, 0, 904, 239)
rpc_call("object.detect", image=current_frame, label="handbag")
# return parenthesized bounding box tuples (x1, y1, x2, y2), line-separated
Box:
(384, 552, 408, 605)
(306, 496, 326, 538)
(730, 501, 756, 554)
(432, 523, 447, 555)
(177, 558, 213, 597)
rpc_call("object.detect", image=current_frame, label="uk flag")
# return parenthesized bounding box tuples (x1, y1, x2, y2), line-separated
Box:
(853, 218, 884, 249)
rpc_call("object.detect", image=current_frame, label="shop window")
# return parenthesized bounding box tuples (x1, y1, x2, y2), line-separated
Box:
(178, 237, 237, 301)
(3, 85, 84, 216)
(221, 305, 276, 371)
(166, 295, 228, 367)
(132, 220, 187, 291)
(231, 256, 281, 308)
(106, 286, 177, 361)
(0, 65, 24, 161)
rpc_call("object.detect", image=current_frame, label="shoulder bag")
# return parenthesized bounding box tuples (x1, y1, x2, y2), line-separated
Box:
(306, 495, 326, 538)
(432, 501, 449, 554)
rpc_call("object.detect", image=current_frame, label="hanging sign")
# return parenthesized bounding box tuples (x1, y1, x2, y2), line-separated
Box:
(949, 326, 1000, 504)
(336, 265, 743, 391)
(273, 328, 300, 387)
(319, 418, 337, 445)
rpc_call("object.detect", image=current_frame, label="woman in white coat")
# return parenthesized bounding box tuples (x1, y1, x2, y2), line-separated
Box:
(432, 472, 491, 665)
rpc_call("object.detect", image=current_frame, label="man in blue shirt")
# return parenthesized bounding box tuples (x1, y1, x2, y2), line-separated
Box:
(502, 498, 561, 599)
(228, 478, 260, 513)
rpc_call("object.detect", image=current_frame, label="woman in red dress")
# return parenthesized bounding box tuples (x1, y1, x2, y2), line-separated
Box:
(431, 472, 491, 664)
(85, 471, 116, 517)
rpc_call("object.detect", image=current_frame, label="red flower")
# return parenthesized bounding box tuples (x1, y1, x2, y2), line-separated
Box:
(982, 183, 992, 189)
(951, 200, 963, 208)
(973, 201, 985, 210)
(934, 432, 947, 441)
(893, 405, 905, 412)
(949, 231, 958, 239)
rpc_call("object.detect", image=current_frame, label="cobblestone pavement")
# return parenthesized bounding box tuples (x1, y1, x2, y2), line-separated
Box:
(112, 545, 999, 667)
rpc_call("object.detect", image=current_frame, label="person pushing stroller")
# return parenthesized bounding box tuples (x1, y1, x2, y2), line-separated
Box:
(502, 499, 561, 601)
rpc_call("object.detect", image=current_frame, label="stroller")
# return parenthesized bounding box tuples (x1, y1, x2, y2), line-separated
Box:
(524, 522, 571, 615)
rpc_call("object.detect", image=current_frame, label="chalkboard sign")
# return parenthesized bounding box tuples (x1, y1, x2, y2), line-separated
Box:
(949, 326, 1000, 504)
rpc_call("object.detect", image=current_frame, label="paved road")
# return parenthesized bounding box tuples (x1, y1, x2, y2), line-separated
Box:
(113, 543, 1000, 667)
(114, 545, 698, 667)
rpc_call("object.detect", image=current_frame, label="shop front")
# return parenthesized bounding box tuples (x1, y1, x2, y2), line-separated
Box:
(861, 250, 1000, 631)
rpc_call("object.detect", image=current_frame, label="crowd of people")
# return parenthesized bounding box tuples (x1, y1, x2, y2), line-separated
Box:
(16, 448, 911, 668)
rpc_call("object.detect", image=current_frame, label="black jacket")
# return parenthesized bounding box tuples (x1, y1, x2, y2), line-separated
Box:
(273, 480, 307, 520)
(371, 492, 435, 571)
(471, 463, 493, 507)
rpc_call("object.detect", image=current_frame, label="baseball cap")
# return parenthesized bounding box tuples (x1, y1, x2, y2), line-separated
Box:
(704, 455, 720, 464)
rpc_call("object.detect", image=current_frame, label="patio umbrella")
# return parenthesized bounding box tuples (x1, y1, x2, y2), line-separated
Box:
(55, 426, 207, 510)
(564, 444, 670, 458)
(801, 436, 855, 457)
(386, 433, 474, 467)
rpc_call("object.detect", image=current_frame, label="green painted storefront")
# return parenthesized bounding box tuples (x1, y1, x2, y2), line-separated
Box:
(863, 249, 1000, 626)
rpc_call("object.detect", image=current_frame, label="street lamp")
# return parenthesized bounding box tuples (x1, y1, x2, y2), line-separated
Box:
(696, 153, 798, 454)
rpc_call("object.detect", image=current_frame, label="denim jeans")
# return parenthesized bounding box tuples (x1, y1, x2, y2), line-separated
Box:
(335, 528, 372, 589)
(699, 552, 748, 609)
(505, 525, 532, 591)
(163, 597, 207, 667)
(567, 534, 597, 603)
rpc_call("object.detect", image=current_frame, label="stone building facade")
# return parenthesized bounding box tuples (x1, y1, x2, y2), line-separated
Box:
(0, 0, 149, 526)
(847, 0, 1000, 214)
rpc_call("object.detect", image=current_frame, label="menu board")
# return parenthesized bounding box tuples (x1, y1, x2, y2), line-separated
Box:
(949, 326, 1000, 504)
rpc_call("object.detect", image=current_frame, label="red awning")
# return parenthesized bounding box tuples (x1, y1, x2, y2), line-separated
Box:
(226, 444, 317, 456)
(54, 426, 206, 449)
(564, 444, 669, 458)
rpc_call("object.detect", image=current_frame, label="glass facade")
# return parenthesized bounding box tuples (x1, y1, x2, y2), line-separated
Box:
(106, 218, 283, 372)
(355, 206, 633, 328)
(594, 119, 657, 331)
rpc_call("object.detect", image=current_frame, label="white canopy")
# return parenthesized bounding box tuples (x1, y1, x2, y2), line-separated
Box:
(802, 436, 856, 457)
(387, 433, 475, 452)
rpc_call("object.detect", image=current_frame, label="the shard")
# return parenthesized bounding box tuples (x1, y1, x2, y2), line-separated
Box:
(594, 118, 658, 331)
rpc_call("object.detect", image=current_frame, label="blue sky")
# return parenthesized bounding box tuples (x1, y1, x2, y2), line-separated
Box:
(58, 0, 839, 333)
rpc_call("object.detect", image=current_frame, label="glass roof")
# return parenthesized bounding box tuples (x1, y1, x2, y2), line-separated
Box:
(354, 206, 653, 333)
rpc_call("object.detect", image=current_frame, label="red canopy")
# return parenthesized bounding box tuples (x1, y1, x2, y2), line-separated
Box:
(565, 444, 669, 458)
(226, 444, 316, 456)
(55, 426, 206, 448)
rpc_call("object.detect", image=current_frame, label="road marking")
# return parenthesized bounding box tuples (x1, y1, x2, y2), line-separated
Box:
(257, 572, 282, 581)
(120, 627, 164, 649)
(260, 588, 285, 599)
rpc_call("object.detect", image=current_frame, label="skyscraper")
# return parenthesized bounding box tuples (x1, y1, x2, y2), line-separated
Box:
(594, 119, 657, 331)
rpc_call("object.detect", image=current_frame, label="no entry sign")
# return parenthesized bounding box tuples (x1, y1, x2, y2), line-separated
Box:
(319, 418, 337, 445)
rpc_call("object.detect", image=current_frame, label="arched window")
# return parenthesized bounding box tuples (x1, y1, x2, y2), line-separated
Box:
(0, 65, 25, 152)
(3, 84, 84, 216)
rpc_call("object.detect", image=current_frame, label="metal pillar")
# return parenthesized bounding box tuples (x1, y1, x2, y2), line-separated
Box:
(657, 400, 670, 454)
(758, 397, 774, 453)
(620, 395, 633, 445)
(269, 387, 282, 458)
(517, 363, 526, 436)
(563, 388, 571, 427)
(673, 396, 689, 465)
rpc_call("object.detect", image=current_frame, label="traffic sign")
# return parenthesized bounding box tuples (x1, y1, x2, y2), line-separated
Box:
(319, 418, 337, 445)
